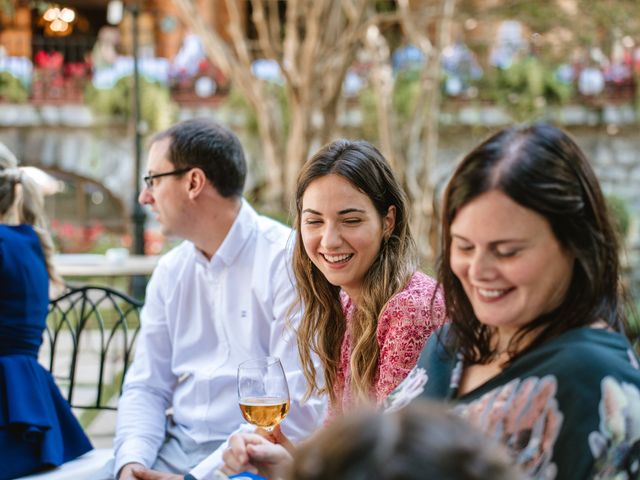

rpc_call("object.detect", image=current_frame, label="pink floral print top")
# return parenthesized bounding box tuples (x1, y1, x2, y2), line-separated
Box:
(328, 271, 446, 418)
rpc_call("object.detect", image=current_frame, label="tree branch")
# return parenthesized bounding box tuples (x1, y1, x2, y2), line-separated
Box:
(283, 0, 301, 85)
(251, 0, 295, 87)
(298, 0, 327, 92)
(364, 23, 399, 170)
(397, 0, 433, 56)
(172, 0, 235, 76)
(252, 0, 280, 59)
(224, 0, 254, 70)
(317, 0, 369, 107)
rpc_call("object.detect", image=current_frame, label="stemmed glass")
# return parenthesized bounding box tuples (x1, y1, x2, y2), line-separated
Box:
(237, 356, 290, 431)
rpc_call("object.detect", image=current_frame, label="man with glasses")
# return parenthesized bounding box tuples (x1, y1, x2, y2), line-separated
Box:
(108, 119, 325, 480)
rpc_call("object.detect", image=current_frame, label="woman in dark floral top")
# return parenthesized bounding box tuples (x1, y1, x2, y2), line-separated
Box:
(414, 123, 640, 480)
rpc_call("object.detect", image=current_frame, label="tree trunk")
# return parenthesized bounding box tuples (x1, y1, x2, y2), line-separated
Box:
(409, 0, 456, 263)
(254, 98, 286, 209)
(284, 94, 312, 207)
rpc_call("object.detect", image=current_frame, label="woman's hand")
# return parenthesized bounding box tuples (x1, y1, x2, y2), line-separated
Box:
(256, 425, 295, 455)
(221, 431, 294, 479)
(129, 468, 182, 480)
(117, 463, 147, 480)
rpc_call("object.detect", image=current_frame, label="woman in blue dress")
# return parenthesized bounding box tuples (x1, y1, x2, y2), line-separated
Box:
(0, 143, 92, 479)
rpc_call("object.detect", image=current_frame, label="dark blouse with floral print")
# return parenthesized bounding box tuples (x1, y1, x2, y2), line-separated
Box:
(416, 326, 640, 480)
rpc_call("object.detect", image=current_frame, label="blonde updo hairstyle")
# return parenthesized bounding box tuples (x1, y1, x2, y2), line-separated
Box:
(0, 143, 62, 286)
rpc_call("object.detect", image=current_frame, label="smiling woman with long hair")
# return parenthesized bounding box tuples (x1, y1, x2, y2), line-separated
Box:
(416, 123, 640, 480)
(292, 139, 446, 416)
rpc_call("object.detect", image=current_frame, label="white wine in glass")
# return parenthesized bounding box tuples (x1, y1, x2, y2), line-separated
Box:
(237, 357, 290, 431)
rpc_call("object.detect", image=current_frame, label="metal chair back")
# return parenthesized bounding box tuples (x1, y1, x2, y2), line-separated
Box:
(41, 285, 142, 410)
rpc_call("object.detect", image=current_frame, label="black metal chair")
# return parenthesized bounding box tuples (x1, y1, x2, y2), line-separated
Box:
(41, 285, 143, 411)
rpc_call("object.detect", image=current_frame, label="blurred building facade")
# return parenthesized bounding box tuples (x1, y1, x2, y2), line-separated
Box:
(0, 0, 238, 252)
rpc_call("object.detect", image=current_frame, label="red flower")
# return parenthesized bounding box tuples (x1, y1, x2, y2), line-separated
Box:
(34, 50, 64, 70)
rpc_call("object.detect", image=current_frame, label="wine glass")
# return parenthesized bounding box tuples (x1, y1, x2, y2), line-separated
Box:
(237, 356, 290, 431)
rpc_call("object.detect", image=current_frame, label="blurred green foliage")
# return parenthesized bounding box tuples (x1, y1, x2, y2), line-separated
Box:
(86, 231, 128, 255)
(606, 194, 637, 345)
(0, 0, 13, 16)
(358, 69, 422, 141)
(626, 299, 640, 350)
(226, 86, 258, 134)
(486, 57, 573, 121)
(607, 195, 631, 241)
(0, 72, 29, 103)
(85, 76, 177, 134)
(225, 83, 290, 140)
(357, 57, 575, 139)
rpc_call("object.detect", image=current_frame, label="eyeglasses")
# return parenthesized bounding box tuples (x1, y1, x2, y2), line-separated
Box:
(143, 167, 191, 189)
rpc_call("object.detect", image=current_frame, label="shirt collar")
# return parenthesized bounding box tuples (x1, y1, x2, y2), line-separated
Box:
(192, 198, 257, 267)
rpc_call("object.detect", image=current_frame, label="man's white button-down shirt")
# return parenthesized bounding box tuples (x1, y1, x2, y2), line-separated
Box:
(113, 200, 326, 475)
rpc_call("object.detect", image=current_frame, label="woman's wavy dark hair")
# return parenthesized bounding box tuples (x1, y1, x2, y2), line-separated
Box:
(439, 123, 627, 363)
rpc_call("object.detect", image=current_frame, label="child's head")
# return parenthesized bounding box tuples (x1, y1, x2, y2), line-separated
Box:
(290, 401, 522, 480)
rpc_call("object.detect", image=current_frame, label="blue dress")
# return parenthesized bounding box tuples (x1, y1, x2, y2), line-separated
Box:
(0, 224, 92, 479)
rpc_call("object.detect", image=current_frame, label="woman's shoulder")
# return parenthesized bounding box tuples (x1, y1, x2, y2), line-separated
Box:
(417, 326, 457, 399)
(0, 224, 41, 259)
(513, 328, 640, 389)
(536, 328, 636, 364)
(407, 270, 439, 291)
(0, 223, 37, 240)
(417, 326, 454, 367)
(387, 271, 442, 308)
(381, 271, 445, 325)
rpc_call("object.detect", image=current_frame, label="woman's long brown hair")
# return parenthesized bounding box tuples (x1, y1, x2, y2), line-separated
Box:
(292, 140, 417, 405)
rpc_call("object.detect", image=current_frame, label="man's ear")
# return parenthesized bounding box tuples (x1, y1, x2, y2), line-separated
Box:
(187, 168, 207, 199)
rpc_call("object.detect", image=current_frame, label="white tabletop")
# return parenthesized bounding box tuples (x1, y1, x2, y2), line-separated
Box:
(53, 253, 160, 277)
(18, 449, 112, 479)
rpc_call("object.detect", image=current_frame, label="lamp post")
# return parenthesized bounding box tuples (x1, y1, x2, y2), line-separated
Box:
(130, 1, 145, 259)
(108, 0, 146, 298)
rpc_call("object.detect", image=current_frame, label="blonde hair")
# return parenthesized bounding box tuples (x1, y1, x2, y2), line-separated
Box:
(0, 143, 62, 286)
(292, 140, 417, 406)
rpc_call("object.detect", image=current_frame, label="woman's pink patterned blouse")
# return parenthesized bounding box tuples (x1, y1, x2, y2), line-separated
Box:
(329, 271, 446, 418)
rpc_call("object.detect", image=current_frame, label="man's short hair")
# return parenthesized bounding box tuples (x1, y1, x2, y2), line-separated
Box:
(152, 118, 247, 198)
